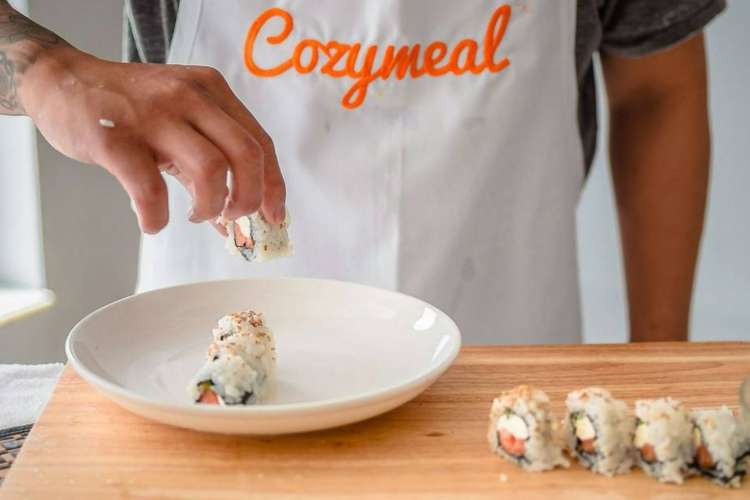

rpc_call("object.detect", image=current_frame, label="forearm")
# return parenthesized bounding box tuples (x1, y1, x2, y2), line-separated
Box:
(0, 0, 69, 115)
(0, 2, 285, 233)
(607, 68, 709, 342)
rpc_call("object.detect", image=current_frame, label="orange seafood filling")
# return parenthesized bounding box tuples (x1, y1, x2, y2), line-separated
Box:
(579, 439, 596, 454)
(639, 444, 657, 463)
(197, 386, 220, 405)
(233, 223, 254, 249)
(498, 429, 526, 457)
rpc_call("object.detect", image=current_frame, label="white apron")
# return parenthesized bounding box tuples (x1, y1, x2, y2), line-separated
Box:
(137, 0, 584, 345)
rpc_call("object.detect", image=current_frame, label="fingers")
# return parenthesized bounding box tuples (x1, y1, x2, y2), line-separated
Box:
(95, 141, 168, 234)
(158, 160, 229, 239)
(209, 218, 229, 237)
(182, 94, 265, 220)
(190, 68, 286, 224)
(149, 122, 230, 223)
(260, 148, 286, 224)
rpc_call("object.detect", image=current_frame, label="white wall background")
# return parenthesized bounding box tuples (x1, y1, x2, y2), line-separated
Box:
(0, 0, 45, 292)
(0, 1, 748, 363)
(578, 0, 750, 343)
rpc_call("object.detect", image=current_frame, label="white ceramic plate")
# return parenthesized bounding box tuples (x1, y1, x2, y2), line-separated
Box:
(66, 278, 461, 435)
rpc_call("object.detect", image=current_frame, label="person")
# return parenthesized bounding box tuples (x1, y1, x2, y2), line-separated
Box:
(0, 0, 725, 344)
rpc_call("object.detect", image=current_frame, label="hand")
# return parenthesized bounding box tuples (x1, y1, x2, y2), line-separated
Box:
(19, 46, 286, 234)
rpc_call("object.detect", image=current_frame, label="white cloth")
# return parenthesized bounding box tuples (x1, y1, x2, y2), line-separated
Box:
(138, 1, 584, 345)
(0, 363, 63, 429)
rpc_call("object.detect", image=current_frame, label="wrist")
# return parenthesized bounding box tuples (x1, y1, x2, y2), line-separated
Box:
(17, 44, 88, 116)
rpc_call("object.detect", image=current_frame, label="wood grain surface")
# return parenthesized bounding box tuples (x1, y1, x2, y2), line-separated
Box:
(2, 342, 749, 499)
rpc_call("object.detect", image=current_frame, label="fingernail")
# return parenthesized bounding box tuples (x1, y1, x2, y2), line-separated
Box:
(188, 208, 200, 223)
(276, 205, 286, 223)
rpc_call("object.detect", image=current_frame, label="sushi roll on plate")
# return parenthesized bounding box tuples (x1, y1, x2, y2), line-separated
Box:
(487, 385, 569, 471)
(691, 406, 750, 488)
(189, 352, 260, 406)
(189, 309, 277, 406)
(221, 210, 292, 262)
(210, 310, 276, 384)
(565, 387, 635, 476)
(634, 397, 695, 484)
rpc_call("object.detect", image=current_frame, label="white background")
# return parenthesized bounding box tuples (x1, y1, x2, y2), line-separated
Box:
(0, 0, 748, 362)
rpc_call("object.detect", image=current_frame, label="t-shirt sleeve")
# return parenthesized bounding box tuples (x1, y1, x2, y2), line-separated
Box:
(599, 0, 726, 56)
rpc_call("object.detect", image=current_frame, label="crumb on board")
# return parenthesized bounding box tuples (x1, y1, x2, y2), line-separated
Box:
(499, 473, 508, 483)
(98, 118, 115, 128)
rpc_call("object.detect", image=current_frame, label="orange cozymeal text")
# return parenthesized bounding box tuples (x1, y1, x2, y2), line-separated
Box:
(244, 5, 512, 109)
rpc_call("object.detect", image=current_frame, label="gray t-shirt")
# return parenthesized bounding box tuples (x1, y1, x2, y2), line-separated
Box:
(123, 0, 725, 172)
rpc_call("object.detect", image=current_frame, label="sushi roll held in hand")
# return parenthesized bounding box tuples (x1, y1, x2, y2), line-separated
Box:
(565, 387, 635, 476)
(690, 407, 750, 488)
(487, 385, 569, 472)
(221, 211, 292, 262)
(634, 397, 695, 484)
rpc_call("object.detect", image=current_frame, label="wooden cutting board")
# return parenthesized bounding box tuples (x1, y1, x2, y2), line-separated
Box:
(2, 342, 749, 499)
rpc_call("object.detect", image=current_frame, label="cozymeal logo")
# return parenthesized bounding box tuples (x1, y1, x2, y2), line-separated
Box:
(243, 5, 512, 109)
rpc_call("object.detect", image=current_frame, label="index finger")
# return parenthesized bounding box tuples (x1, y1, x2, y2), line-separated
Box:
(191, 69, 286, 224)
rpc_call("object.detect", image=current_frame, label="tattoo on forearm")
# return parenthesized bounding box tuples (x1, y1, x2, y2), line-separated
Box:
(0, 4, 66, 114)
(0, 14, 61, 46)
(0, 50, 16, 110)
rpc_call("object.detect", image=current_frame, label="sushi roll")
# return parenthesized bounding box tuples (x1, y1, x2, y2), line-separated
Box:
(188, 351, 260, 406)
(487, 385, 569, 471)
(740, 417, 750, 476)
(188, 309, 277, 405)
(565, 387, 635, 476)
(634, 398, 695, 484)
(221, 210, 292, 262)
(210, 310, 276, 386)
(690, 407, 750, 488)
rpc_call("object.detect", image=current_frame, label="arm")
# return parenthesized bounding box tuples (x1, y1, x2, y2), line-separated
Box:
(0, 1, 285, 232)
(0, 3, 67, 115)
(601, 34, 710, 342)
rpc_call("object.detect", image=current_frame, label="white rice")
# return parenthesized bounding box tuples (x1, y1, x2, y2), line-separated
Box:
(634, 398, 695, 484)
(565, 387, 635, 476)
(209, 311, 276, 399)
(691, 406, 749, 488)
(212, 310, 266, 342)
(222, 210, 292, 262)
(487, 385, 569, 472)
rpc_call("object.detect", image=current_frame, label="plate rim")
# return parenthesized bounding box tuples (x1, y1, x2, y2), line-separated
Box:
(66, 277, 462, 417)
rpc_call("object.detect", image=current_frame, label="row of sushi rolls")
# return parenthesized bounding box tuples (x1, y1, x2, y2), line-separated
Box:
(488, 385, 750, 488)
(187, 210, 291, 406)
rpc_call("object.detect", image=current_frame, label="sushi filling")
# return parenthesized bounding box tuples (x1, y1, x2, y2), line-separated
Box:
(195, 381, 256, 406)
(233, 218, 256, 262)
(570, 412, 598, 463)
(496, 410, 530, 462)
(634, 419, 658, 464)
(692, 426, 748, 485)
(195, 381, 223, 405)
(693, 427, 716, 470)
